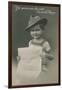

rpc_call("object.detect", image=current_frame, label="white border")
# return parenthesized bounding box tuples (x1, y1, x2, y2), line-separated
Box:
(0, 0, 62, 90)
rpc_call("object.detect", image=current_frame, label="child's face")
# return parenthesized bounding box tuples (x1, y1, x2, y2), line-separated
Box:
(30, 24, 43, 39)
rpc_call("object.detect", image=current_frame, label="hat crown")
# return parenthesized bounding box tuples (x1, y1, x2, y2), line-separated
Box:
(28, 16, 41, 26)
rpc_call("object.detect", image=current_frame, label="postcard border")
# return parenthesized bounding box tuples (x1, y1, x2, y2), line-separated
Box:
(8, 1, 61, 88)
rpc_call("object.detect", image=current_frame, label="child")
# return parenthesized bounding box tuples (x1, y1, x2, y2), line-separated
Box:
(25, 15, 53, 71)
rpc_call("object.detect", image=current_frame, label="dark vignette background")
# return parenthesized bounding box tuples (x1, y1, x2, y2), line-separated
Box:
(12, 4, 59, 60)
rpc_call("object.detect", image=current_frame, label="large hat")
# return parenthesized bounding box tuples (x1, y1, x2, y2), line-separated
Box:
(25, 15, 48, 31)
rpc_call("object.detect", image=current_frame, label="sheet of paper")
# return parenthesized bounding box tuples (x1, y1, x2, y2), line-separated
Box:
(17, 47, 42, 78)
(18, 47, 42, 60)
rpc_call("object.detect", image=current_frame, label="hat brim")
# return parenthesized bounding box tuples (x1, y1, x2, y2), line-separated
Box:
(25, 18, 47, 31)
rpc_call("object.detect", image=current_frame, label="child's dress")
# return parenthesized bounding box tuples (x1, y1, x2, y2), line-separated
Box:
(17, 39, 51, 80)
(29, 39, 51, 65)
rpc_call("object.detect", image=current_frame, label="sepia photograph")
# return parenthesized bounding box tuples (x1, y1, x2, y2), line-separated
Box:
(8, 1, 60, 88)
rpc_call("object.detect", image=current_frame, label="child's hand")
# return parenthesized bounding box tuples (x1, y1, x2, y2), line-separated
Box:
(17, 56, 21, 62)
(46, 53, 54, 60)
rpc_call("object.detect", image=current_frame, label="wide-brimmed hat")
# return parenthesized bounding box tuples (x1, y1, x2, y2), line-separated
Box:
(25, 15, 48, 31)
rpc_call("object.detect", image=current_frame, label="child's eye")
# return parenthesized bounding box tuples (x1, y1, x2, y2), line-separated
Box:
(31, 29, 40, 31)
(35, 29, 40, 31)
(31, 29, 34, 31)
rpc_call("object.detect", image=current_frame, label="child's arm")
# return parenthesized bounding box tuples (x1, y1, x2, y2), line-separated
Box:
(42, 41, 54, 60)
